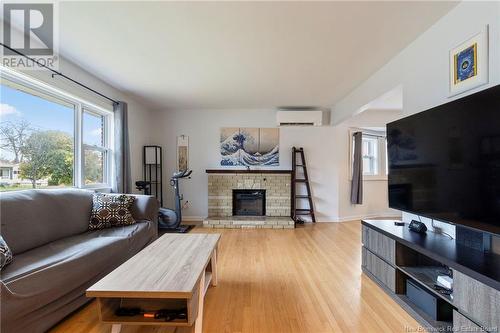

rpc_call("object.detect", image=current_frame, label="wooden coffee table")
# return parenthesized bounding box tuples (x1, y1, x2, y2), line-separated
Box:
(86, 233, 220, 333)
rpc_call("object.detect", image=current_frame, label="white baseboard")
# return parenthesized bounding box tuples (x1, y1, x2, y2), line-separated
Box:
(184, 213, 401, 223)
(333, 212, 402, 223)
(315, 216, 340, 223)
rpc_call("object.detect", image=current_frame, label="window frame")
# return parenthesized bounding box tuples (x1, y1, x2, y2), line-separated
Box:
(81, 108, 112, 189)
(1, 66, 114, 190)
(349, 129, 388, 181)
(361, 136, 378, 176)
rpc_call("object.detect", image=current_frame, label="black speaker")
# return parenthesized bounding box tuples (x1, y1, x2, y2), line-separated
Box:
(409, 220, 427, 234)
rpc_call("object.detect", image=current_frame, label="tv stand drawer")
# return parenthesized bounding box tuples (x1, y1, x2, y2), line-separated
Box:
(362, 225, 395, 265)
(362, 247, 396, 293)
(453, 310, 485, 332)
(454, 270, 500, 330)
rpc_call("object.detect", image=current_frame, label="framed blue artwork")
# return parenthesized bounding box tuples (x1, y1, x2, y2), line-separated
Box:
(455, 44, 477, 83)
(449, 25, 489, 97)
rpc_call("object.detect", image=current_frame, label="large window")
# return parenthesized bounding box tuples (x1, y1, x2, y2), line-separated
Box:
(0, 68, 113, 192)
(351, 130, 387, 180)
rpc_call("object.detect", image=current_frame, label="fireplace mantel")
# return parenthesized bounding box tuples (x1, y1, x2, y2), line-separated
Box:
(206, 169, 292, 174)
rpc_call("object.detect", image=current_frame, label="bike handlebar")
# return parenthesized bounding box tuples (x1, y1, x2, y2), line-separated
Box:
(172, 169, 193, 179)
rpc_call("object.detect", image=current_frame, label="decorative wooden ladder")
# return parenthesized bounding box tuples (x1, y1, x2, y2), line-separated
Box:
(291, 147, 316, 223)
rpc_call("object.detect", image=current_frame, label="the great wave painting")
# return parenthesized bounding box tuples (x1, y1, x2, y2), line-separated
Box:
(220, 128, 279, 166)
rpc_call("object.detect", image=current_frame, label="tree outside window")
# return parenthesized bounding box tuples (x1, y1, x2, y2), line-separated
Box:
(0, 73, 112, 192)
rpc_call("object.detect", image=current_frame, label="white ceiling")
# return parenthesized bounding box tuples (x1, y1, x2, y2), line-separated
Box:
(55, 1, 457, 111)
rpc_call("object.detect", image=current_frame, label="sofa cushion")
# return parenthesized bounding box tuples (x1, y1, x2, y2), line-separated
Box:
(89, 193, 136, 230)
(0, 189, 94, 255)
(1, 221, 154, 317)
(0, 236, 13, 268)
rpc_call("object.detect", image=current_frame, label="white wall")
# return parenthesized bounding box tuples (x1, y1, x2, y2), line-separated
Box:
(153, 108, 341, 221)
(331, 1, 500, 227)
(12, 57, 156, 193)
(333, 1, 500, 124)
(152, 108, 398, 222)
(154, 3, 500, 223)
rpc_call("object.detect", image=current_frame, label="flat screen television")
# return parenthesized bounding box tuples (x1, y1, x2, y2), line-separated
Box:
(387, 85, 500, 234)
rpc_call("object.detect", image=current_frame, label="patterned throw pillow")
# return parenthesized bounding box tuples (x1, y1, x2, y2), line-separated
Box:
(0, 236, 13, 269)
(88, 193, 136, 230)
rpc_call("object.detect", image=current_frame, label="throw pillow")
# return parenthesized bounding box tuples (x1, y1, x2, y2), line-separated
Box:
(0, 236, 13, 269)
(88, 193, 136, 230)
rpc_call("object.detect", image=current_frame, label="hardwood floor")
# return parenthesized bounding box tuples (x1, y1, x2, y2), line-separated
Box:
(50, 222, 420, 333)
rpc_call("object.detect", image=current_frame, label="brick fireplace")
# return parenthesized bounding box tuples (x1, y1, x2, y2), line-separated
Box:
(203, 170, 294, 229)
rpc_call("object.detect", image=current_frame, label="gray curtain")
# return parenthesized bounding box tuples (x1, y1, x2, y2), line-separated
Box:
(113, 101, 131, 193)
(351, 132, 363, 204)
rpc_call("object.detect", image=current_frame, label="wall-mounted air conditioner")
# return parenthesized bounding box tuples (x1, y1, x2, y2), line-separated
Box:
(276, 110, 323, 126)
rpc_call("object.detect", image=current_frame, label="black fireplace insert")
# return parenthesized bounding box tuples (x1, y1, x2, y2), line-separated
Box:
(233, 189, 266, 216)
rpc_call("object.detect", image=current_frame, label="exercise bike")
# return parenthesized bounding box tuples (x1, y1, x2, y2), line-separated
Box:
(158, 169, 193, 233)
(135, 169, 193, 233)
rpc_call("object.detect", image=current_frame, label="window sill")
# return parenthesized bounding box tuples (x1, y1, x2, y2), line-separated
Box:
(81, 185, 112, 193)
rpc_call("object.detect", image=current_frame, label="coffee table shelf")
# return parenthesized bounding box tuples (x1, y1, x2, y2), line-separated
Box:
(97, 296, 194, 326)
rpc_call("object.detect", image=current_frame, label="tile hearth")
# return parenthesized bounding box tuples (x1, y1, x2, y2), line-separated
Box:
(203, 216, 294, 229)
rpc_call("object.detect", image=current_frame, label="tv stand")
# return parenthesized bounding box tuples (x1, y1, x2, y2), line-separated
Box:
(362, 220, 500, 332)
